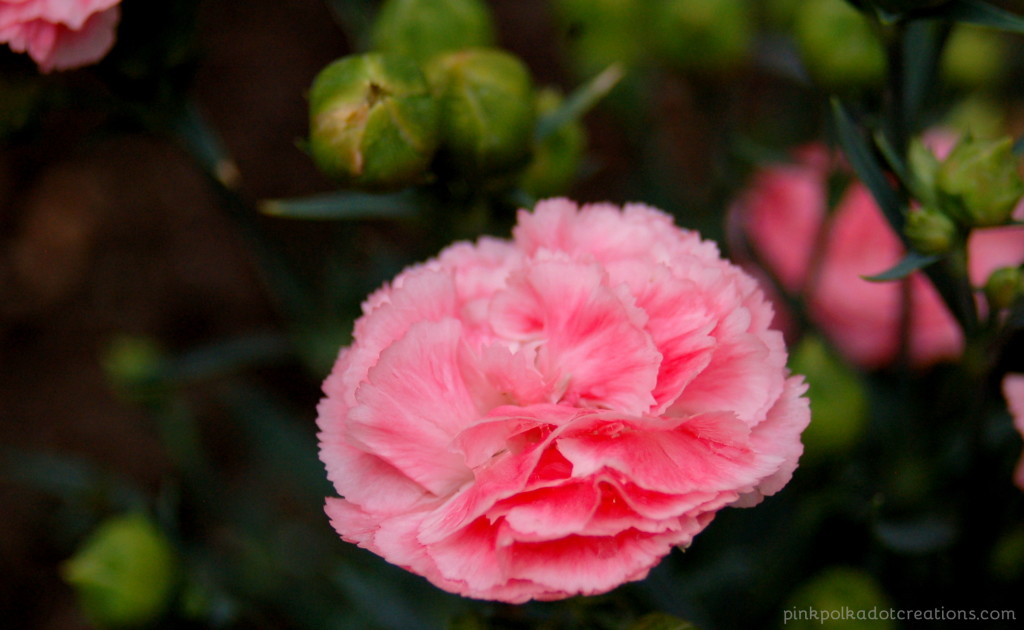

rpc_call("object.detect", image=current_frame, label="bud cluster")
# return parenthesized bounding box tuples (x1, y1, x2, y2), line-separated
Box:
(553, 0, 753, 77)
(767, 0, 1007, 91)
(307, 0, 584, 193)
(903, 134, 1024, 310)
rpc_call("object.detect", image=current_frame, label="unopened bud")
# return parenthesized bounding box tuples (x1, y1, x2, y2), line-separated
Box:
(103, 336, 164, 403)
(519, 89, 585, 198)
(905, 208, 958, 255)
(371, 0, 495, 63)
(785, 567, 895, 630)
(651, 0, 752, 72)
(428, 48, 536, 178)
(553, 0, 647, 78)
(308, 53, 440, 189)
(984, 266, 1023, 311)
(62, 514, 179, 628)
(908, 138, 941, 203)
(941, 24, 1008, 90)
(795, 0, 884, 89)
(936, 136, 1024, 227)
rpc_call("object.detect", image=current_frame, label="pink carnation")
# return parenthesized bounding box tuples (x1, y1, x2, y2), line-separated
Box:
(1004, 374, 1024, 490)
(731, 145, 1024, 369)
(317, 199, 810, 602)
(0, 0, 121, 73)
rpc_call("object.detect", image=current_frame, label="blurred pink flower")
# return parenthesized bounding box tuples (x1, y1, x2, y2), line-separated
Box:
(0, 0, 121, 73)
(731, 144, 1024, 369)
(317, 199, 809, 602)
(1004, 374, 1024, 489)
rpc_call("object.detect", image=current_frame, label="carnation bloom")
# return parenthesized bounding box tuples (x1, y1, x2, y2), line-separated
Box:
(731, 144, 1024, 369)
(317, 199, 810, 602)
(0, 0, 121, 73)
(1004, 374, 1024, 490)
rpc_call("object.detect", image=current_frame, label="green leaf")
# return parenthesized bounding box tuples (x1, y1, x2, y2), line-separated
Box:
(934, 0, 1024, 35)
(259, 189, 420, 220)
(160, 333, 292, 384)
(830, 99, 906, 232)
(535, 63, 625, 142)
(219, 383, 331, 498)
(873, 514, 957, 554)
(2, 450, 145, 509)
(173, 102, 241, 189)
(863, 251, 942, 282)
(901, 19, 951, 134)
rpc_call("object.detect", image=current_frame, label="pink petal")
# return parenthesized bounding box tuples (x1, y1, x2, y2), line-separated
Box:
(555, 412, 775, 495)
(346, 320, 477, 496)
(1003, 374, 1024, 490)
(490, 259, 661, 414)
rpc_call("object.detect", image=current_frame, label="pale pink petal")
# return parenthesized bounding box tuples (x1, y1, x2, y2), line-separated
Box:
(502, 528, 687, 596)
(491, 259, 661, 414)
(317, 199, 809, 602)
(0, 1, 120, 72)
(555, 412, 775, 496)
(346, 320, 477, 496)
(495, 481, 601, 541)
(1003, 374, 1024, 490)
(734, 376, 811, 506)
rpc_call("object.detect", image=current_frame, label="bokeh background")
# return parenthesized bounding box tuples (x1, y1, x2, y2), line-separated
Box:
(3, 1, 1024, 628)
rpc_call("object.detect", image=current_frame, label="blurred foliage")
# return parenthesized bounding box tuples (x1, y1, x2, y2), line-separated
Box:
(3, 0, 1024, 629)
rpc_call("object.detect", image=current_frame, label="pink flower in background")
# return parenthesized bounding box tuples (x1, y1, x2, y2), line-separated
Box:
(731, 145, 1024, 369)
(318, 199, 810, 602)
(0, 0, 121, 73)
(1004, 374, 1024, 490)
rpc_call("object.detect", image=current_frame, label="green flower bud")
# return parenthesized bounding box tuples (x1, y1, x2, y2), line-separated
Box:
(942, 24, 1008, 90)
(308, 53, 440, 190)
(908, 137, 941, 203)
(519, 89, 586, 198)
(103, 336, 165, 403)
(984, 266, 1023, 311)
(795, 0, 885, 89)
(936, 136, 1024, 227)
(553, 0, 648, 78)
(784, 567, 895, 630)
(651, 0, 752, 72)
(62, 514, 179, 628)
(789, 335, 868, 458)
(371, 0, 495, 63)
(944, 97, 1005, 142)
(904, 207, 958, 255)
(428, 48, 536, 178)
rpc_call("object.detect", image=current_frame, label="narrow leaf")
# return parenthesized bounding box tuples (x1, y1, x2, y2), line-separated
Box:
(173, 102, 242, 189)
(864, 252, 941, 282)
(830, 99, 906, 232)
(935, 0, 1024, 35)
(260, 190, 420, 220)
(535, 63, 625, 142)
